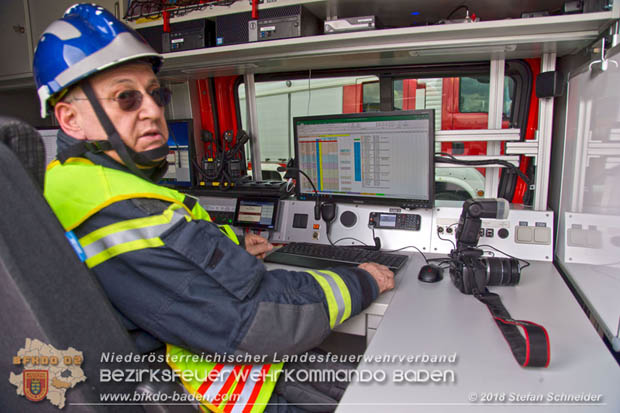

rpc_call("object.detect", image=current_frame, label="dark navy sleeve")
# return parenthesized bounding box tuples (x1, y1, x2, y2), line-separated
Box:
(74, 199, 379, 356)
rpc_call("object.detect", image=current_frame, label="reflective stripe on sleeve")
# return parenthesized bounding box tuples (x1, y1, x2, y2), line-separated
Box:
(79, 206, 189, 268)
(198, 364, 235, 399)
(201, 364, 238, 410)
(193, 363, 275, 413)
(223, 365, 251, 413)
(306, 270, 352, 328)
(230, 365, 266, 413)
(213, 365, 243, 409)
(319, 270, 352, 324)
(238, 364, 270, 413)
(195, 364, 224, 397)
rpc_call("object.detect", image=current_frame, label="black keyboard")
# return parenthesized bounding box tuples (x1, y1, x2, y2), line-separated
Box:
(264, 242, 409, 272)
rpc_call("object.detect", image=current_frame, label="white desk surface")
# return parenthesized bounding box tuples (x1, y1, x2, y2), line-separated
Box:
(332, 254, 620, 412)
(558, 261, 620, 349)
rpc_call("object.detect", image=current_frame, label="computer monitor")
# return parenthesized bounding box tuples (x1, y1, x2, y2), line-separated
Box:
(293, 110, 435, 209)
(162, 119, 195, 187)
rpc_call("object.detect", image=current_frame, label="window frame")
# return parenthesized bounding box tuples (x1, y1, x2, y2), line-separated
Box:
(246, 60, 531, 138)
(235, 60, 533, 200)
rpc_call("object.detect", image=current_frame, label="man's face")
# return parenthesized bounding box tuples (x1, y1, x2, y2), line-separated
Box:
(70, 62, 169, 164)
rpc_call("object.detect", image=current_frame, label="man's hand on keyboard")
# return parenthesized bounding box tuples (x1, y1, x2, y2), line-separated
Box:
(244, 233, 274, 259)
(358, 262, 395, 294)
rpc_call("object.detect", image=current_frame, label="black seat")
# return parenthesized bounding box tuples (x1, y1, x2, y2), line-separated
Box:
(0, 116, 46, 189)
(0, 118, 192, 413)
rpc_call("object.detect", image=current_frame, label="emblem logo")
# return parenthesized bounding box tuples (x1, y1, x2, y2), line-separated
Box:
(24, 370, 49, 402)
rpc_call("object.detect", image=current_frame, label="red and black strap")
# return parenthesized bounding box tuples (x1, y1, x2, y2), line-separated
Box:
(475, 291, 550, 368)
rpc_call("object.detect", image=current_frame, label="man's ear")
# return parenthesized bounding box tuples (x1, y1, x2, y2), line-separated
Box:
(54, 101, 87, 140)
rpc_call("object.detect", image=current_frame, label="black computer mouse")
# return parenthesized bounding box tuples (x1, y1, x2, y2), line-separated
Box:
(418, 264, 443, 283)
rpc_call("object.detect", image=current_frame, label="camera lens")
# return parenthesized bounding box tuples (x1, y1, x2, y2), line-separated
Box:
(481, 257, 520, 286)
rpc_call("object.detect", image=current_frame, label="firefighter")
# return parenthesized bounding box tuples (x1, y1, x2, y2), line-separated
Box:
(35, 4, 394, 412)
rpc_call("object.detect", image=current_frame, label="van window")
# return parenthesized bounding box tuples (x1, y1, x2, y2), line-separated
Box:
(362, 81, 380, 112)
(238, 64, 528, 202)
(459, 75, 515, 118)
(392, 75, 519, 200)
(393, 76, 517, 130)
(238, 76, 379, 162)
(393, 78, 443, 130)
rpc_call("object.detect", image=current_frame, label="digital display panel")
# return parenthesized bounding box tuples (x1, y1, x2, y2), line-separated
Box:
(379, 214, 397, 227)
(234, 198, 279, 229)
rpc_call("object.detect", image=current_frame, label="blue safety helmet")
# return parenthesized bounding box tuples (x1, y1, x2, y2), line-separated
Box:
(33, 3, 163, 118)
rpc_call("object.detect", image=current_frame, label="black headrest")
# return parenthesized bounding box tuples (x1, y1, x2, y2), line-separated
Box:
(0, 116, 45, 190)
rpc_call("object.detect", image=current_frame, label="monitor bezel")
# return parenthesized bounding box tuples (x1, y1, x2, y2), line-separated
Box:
(292, 110, 435, 209)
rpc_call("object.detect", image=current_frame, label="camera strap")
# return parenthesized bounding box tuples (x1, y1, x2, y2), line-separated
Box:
(475, 290, 550, 368)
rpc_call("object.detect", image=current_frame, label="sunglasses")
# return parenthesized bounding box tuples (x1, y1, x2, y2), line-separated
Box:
(70, 86, 172, 112)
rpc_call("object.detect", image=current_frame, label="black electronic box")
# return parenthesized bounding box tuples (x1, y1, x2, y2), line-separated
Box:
(216, 5, 318, 46)
(136, 19, 215, 53)
(249, 11, 320, 42)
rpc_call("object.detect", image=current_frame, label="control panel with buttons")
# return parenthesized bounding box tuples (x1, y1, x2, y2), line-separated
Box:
(198, 196, 237, 225)
(432, 206, 553, 261)
(207, 211, 236, 225)
(264, 200, 553, 262)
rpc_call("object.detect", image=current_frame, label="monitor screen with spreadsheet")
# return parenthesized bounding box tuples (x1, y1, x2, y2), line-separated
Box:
(293, 110, 435, 208)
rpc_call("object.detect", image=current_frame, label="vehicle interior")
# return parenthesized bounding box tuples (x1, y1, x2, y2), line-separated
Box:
(1, 0, 619, 411)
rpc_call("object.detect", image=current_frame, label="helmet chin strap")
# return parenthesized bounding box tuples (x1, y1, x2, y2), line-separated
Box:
(81, 80, 169, 179)
(126, 144, 170, 167)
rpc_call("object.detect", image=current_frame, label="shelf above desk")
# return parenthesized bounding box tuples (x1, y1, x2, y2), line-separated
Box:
(156, 11, 613, 79)
(0, 9, 615, 89)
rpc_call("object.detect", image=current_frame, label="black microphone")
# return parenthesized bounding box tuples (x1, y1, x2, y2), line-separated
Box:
(277, 165, 322, 221)
(368, 221, 382, 251)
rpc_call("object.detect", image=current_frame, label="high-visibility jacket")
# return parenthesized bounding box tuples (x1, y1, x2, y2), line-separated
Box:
(44, 157, 359, 412)
(45, 157, 282, 412)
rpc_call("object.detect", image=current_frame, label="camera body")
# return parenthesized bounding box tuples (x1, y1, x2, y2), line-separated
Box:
(450, 198, 520, 294)
(449, 247, 520, 294)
